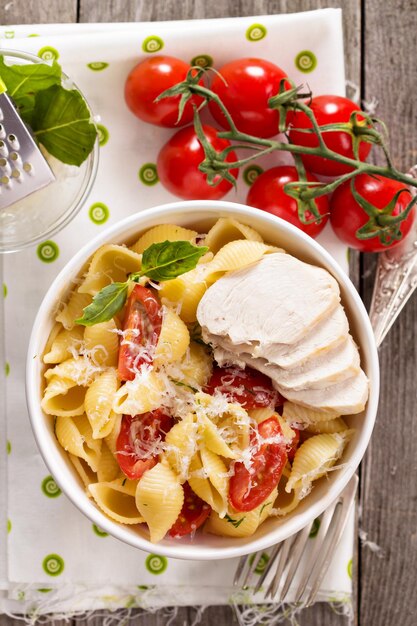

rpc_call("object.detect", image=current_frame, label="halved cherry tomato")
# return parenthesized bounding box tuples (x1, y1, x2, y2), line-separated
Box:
(124, 56, 203, 127)
(246, 165, 329, 238)
(204, 366, 278, 409)
(157, 124, 238, 200)
(209, 58, 291, 138)
(116, 410, 174, 480)
(330, 174, 415, 252)
(229, 417, 287, 512)
(169, 482, 211, 538)
(288, 95, 372, 176)
(118, 285, 162, 382)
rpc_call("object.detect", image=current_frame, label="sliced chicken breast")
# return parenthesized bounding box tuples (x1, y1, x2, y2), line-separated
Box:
(204, 305, 350, 370)
(213, 335, 360, 391)
(197, 253, 341, 346)
(274, 369, 369, 415)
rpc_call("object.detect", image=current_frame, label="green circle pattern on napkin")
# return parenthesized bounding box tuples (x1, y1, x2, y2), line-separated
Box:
(37, 46, 60, 61)
(41, 476, 61, 498)
(96, 124, 109, 147)
(37, 241, 59, 263)
(309, 518, 321, 538)
(7, 519, 11, 534)
(3, 283, 7, 298)
(145, 554, 167, 575)
(43, 554, 65, 577)
(4, 361, 10, 377)
(142, 36, 164, 53)
(243, 164, 263, 186)
(92, 524, 108, 537)
(87, 62, 109, 71)
(7, 440, 11, 455)
(347, 558, 353, 579)
(89, 202, 110, 225)
(295, 50, 317, 73)
(139, 163, 159, 186)
(246, 23, 267, 41)
(190, 54, 213, 68)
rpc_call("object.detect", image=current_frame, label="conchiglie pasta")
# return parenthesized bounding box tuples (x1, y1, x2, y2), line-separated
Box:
(154, 307, 190, 365)
(205, 489, 277, 538)
(272, 464, 303, 516)
(112, 369, 164, 415)
(188, 447, 229, 517)
(203, 240, 282, 284)
(179, 342, 212, 389)
(68, 454, 97, 491)
(104, 413, 123, 455)
(89, 478, 144, 525)
(78, 245, 142, 296)
(44, 356, 99, 387)
(84, 319, 119, 366)
(286, 431, 353, 495)
(96, 442, 121, 482)
(305, 417, 348, 434)
(130, 224, 198, 254)
(42, 377, 86, 417)
(55, 414, 102, 472)
(43, 325, 84, 364)
(84, 368, 119, 438)
(56, 291, 92, 330)
(135, 461, 184, 542)
(204, 217, 263, 254)
(283, 401, 341, 425)
(159, 268, 207, 323)
(164, 415, 198, 480)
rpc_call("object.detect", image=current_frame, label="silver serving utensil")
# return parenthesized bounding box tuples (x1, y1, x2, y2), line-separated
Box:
(370, 165, 417, 346)
(0, 79, 55, 210)
(234, 475, 358, 606)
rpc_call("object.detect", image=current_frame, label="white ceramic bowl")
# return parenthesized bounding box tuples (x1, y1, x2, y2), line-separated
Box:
(26, 200, 379, 560)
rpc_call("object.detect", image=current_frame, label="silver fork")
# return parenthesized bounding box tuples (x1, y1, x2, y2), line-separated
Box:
(233, 474, 358, 605)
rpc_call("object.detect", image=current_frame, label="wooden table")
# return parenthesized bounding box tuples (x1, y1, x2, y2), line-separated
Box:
(1, 1, 416, 625)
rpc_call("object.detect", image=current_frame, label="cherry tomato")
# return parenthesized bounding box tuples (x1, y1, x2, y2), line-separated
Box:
(169, 482, 211, 538)
(288, 95, 372, 176)
(124, 56, 202, 127)
(246, 165, 329, 238)
(118, 285, 162, 382)
(157, 124, 238, 200)
(229, 417, 287, 512)
(116, 410, 174, 480)
(204, 366, 278, 409)
(209, 58, 291, 138)
(330, 174, 415, 252)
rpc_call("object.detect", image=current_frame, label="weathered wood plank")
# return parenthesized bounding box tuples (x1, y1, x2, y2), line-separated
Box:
(360, 1, 417, 626)
(0, 0, 77, 24)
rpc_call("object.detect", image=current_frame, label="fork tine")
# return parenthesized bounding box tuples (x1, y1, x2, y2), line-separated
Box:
(279, 522, 313, 602)
(233, 554, 250, 586)
(241, 550, 262, 588)
(253, 543, 282, 594)
(293, 500, 339, 603)
(266, 533, 296, 598)
(304, 475, 358, 607)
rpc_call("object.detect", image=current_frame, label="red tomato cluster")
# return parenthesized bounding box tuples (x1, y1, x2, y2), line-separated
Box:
(125, 55, 414, 251)
(125, 56, 414, 252)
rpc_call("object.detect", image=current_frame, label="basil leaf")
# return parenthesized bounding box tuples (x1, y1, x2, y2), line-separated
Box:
(0, 56, 61, 100)
(140, 240, 209, 281)
(75, 282, 128, 326)
(31, 84, 97, 166)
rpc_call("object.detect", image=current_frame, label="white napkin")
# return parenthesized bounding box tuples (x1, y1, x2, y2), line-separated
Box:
(0, 10, 354, 619)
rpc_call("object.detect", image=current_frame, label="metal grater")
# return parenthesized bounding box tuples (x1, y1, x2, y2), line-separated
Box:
(0, 84, 55, 210)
